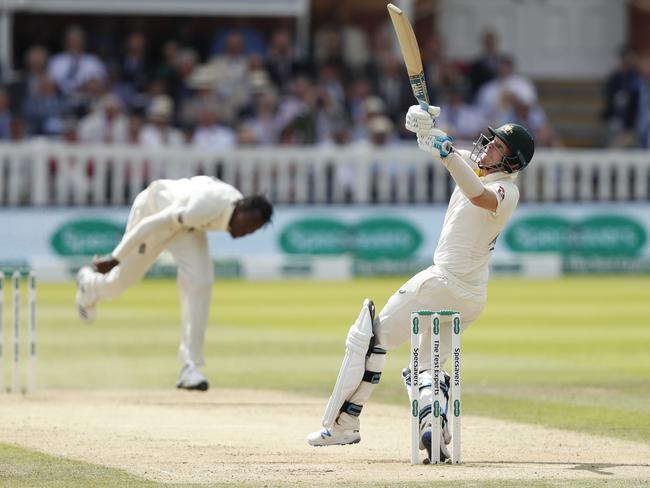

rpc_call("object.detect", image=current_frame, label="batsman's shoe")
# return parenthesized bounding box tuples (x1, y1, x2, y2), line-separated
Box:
(421, 428, 450, 464)
(75, 267, 96, 324)
(176, 364, 209, 391)
(306, 424, 361, 447)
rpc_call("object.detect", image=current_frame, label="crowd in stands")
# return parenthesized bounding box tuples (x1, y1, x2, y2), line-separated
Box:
(8, 18, 643, 152)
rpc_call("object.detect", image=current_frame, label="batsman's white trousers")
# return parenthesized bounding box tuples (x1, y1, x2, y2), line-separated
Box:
(375, 265, 485, 370)
(88, 187, 214, 366)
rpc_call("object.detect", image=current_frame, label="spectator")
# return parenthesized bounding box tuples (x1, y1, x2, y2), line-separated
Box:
(276, 75, 317, 143)
(245, 91, 281, 145)
(314, 12, 369, 76)
(18, 45, 50, 100)
(167, 48, 199, 115)
(191, 104, 237, 150)
(21, 77, 67, 136)
(211, 25, 266, 57)
(47, 25, 107, 96)
(436, 83, 486, 142)
(114, 32, 152, 107)
(127, 112, 145, 144)
(0, 88, 12, 139)
(602, 46, 641, 148)
(78, 93, 129, 144)
(373, 54, 412, 123)
(350, 95, 386, 142)
(139, 94, 184, 146)
(317, 60, 346, 107)
(475, 56, 537, 124)
(179, 65, 220, 128)
(421, 34, 464, 105)
(207, 32, 250, 117)
(495, 92, 560, 148)
(636, 56, 650, 149)
(68, 76, 108, 119)
(265, 29, 305, 96)
(468, 29, 506, 101)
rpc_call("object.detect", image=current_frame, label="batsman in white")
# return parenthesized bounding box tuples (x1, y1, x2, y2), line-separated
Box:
(307, 105, 535, 461)
(75, 176, 273, 391)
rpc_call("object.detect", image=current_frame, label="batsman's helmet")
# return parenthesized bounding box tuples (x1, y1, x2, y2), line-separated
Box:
(487, 123, 535, 173)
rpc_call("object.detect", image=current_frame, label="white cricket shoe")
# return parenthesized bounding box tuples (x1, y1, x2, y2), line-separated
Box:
(176, 364, 209, 391)
(306, 424, 361, 447)
(76, 266, 97, 324)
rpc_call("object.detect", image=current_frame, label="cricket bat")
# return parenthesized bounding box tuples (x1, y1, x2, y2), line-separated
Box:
(387, 3, 430, 111)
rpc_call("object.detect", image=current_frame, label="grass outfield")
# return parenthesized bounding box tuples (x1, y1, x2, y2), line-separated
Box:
(2, 275, 649, 487)
(27, 275, 650, 442)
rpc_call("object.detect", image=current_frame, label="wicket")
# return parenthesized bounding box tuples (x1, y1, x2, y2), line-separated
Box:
(0, 269, 37, 394)
(410, 310, 461, 465)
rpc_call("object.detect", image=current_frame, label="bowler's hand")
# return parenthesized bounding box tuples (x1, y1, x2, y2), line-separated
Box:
(92, 255, 119, 274)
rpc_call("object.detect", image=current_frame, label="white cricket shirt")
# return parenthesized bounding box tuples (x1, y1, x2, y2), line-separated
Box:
(112, 176, 242, 261)
(433, 151, 519, 298)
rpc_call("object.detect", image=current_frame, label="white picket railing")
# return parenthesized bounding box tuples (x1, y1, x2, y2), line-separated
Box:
(0, 141, 648, 206)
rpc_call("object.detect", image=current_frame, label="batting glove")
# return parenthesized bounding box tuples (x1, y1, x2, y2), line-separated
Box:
(405, 104, 441, 135)
(417, 129, 454, 158)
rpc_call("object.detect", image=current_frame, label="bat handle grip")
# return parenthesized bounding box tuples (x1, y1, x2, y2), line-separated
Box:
(418, 99, 429, 111)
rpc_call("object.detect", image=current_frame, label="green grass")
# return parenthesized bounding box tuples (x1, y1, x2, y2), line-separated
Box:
(2, 275, 650, 486)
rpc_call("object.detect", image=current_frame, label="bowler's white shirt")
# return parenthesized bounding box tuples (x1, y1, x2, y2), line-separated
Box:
(433, 150, 519, 298)
(112, 176, 242, 261)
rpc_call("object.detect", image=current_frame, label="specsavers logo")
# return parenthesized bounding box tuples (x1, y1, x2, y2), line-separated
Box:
(505, 215, 646, 256)
(279, 217, 422, 259)
(51, 218, 124, 256)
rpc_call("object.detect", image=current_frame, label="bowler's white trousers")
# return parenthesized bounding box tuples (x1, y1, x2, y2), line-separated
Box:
(86, 187, 214, 366)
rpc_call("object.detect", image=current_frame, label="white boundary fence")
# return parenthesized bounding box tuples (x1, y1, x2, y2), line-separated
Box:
(0, 141, 648, 205)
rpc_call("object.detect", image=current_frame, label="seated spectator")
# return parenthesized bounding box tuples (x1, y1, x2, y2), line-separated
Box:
(372, 54, 412, 123)
(17, 45, 50, 102)
(191, 104, 237, 150)
(179, 65, 220, 128)
(495, 91, 561, 147)
(276, 75, 316, 141)
(245, 90, 281, 145)
(265, 29, 306, 96)
(78, 93, 129, 144)
(476, 55, 537, 124)
(313, 12, 369, 76)
(47, 25, 107, 96)
(602, 45, 641, 148)
(421, 34, 464, 105)
(636, 55, 650, 148)
(210, 25, 266, 57)
(139, 94, 184, 146)
(436, 83, 486, 142)
(21, 76, 67, 136)
(207, 32, 250, 116)
(468, 29, 507, 101)
(114, 32, 152, 108)
(0, 88, 12, 139)
(317, 60, 346, 107)
(127, 112, 145, 144)
(68, 76, 109, 119)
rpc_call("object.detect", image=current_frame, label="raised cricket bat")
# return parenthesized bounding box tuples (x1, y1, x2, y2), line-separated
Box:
(387, 3, 430, 111)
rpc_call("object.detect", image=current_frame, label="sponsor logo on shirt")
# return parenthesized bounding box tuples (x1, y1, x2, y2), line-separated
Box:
(497, 185, 505, 201)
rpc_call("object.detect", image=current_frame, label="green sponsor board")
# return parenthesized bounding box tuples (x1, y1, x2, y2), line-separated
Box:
(279, 217, 422, 260)
(505, 215, 646, 257)
(50, 219, 125, 256)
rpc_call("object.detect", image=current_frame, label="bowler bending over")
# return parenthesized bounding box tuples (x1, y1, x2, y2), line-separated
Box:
(76, 176, 273, 391)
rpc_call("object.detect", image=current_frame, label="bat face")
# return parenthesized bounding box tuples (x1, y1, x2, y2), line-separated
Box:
(387, 3, 430, 109)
